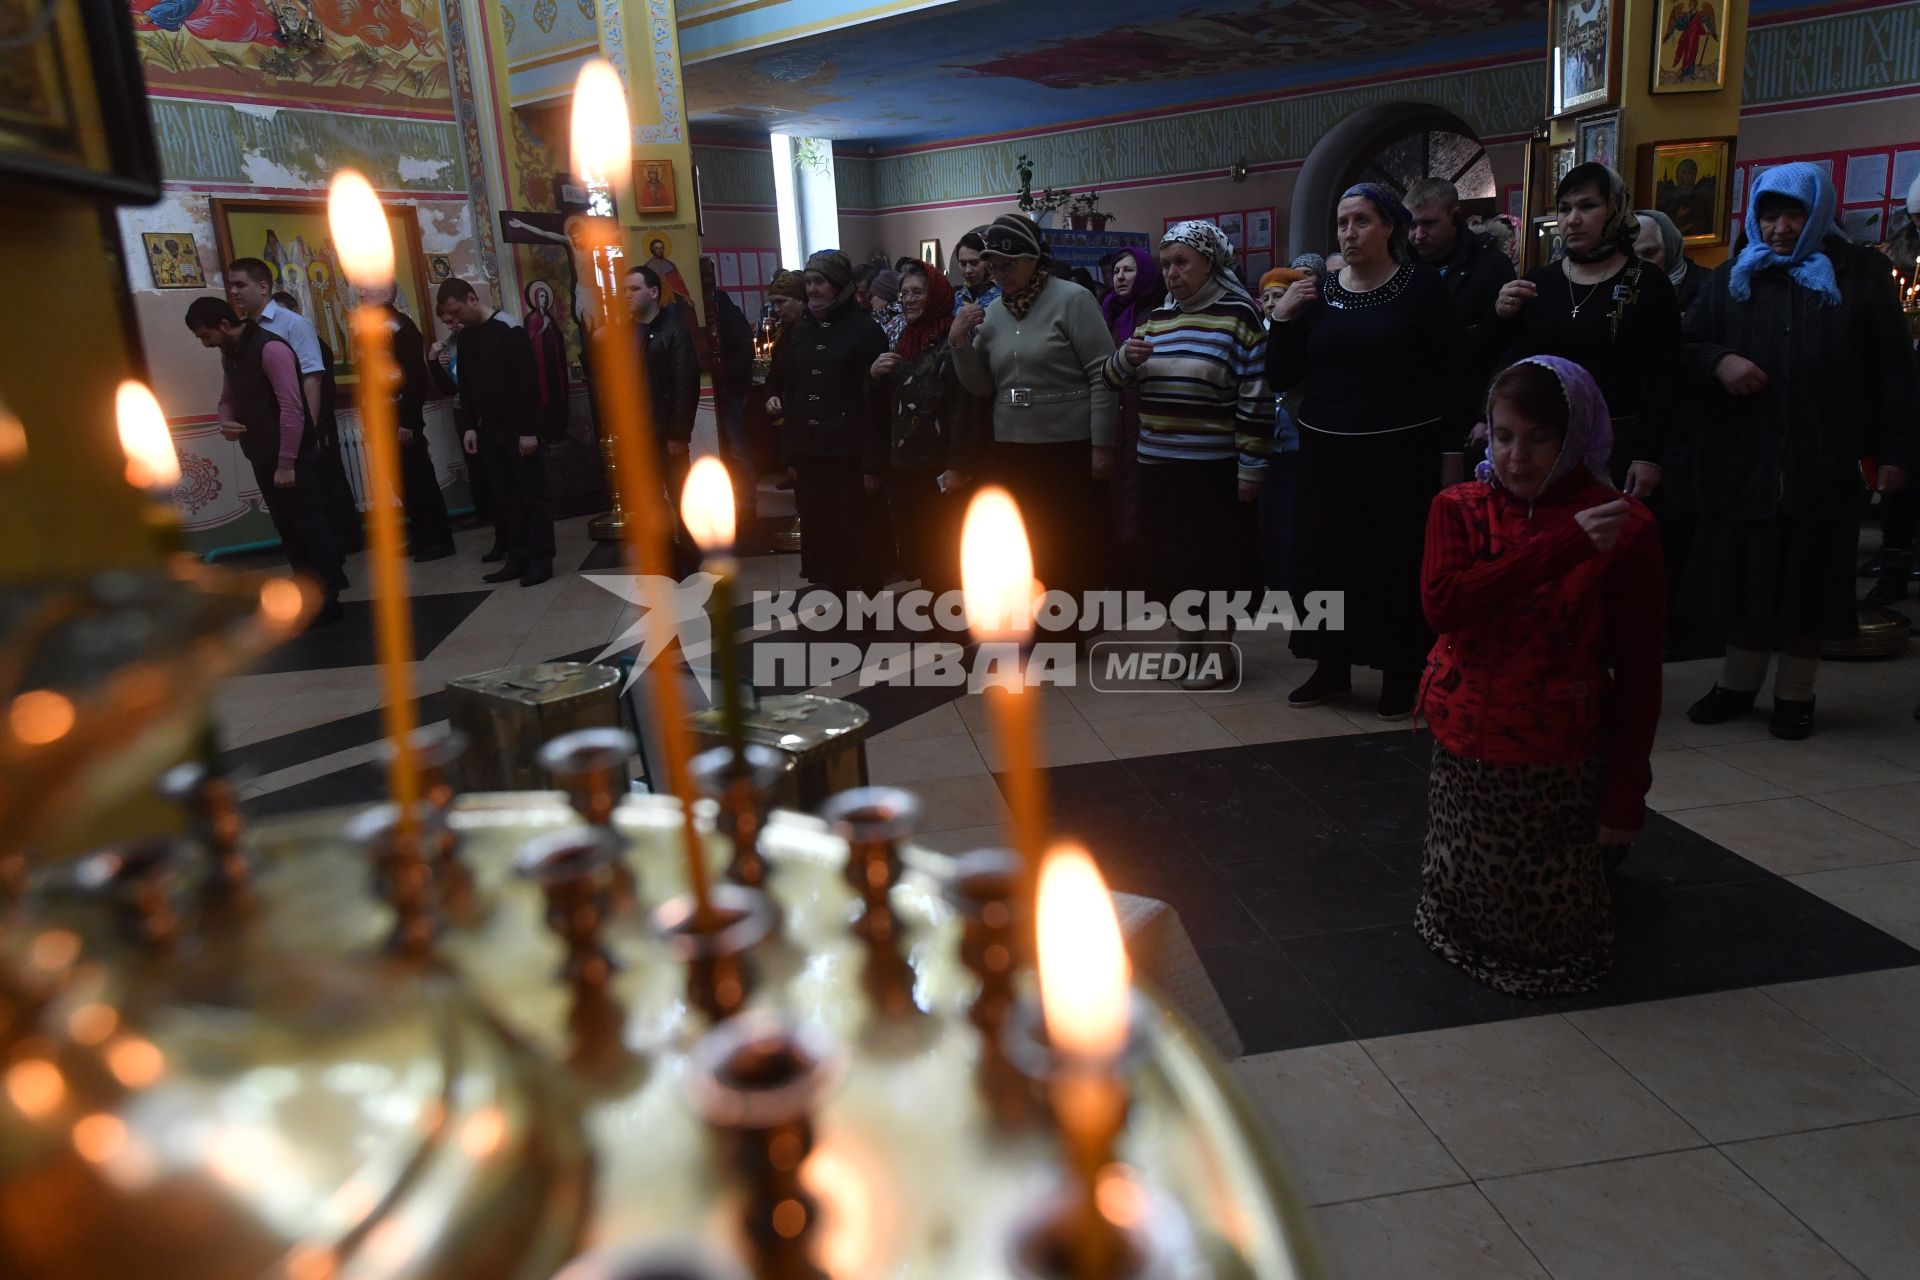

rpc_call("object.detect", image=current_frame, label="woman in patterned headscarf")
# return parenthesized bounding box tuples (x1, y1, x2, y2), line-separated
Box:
(1487, 163, 1682, 498)
(1103, 220, 1275, 688)
(1416, 356, 1663, 997)
(1267, 183, 1468, 719)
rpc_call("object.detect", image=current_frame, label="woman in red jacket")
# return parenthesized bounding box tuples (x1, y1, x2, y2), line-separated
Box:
(1416, 356, 1664, 997)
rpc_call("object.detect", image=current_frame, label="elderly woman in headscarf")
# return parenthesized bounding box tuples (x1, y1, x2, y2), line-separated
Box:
(1416, 356, 1663, 997)
(1680, 161, 1916, 741)
(1103, 221, 1275, 688)
(1101, 245, 1167, 589)
(867, 263, 979, 595)
(1633, 208, 1709, 313)
(1267, 183, 1468, 719)
(951, 214, 1117, 631)
(867, 268, 906, 345)
(778, 250, 891, 593)
(1487, 163, 1682, 498)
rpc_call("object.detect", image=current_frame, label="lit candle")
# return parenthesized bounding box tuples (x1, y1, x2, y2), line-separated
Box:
(680, 455, 747, 760)
(1037, 842, 1133, 1279)
(572, 58, 714, 924)
(327, 170, 422, 837)
(960, 487, 1049, 888)
(115, 381, 183, 551)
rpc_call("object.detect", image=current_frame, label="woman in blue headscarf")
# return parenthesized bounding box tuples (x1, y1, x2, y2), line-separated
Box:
(1267, 182, 1469, 719)
(1680, 161, 1916, 741)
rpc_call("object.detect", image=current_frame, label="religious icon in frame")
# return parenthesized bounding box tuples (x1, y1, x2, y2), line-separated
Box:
(0, 0, 161, 201)
(1576, 111, 1621, 173)
(638, 159, 676, 214)
(1652, 0, 1728, 93)
(920, 239, 942, 269)
(1550, 0, 1620, 117)
(143, 232, 206, 289)
(1638, 137, 1734, 246)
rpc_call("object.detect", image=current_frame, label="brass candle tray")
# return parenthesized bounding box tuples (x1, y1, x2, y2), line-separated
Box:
(4, 793, 1324, 1279)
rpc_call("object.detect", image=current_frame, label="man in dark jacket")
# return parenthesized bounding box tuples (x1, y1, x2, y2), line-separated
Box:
(783, 251, 891, 592)
(368, 284, 456, 561)
(1682, 162, 1915, 740)
(711, 287, 762, 549)
(1405, 178, 1516, 329)
(625, 264, 701, 575)
(434, 277, 555, 586)
(186, 296, 344, 623)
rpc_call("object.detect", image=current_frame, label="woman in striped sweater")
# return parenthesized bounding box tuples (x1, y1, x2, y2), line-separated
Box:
(1104, 220, 1276, 689)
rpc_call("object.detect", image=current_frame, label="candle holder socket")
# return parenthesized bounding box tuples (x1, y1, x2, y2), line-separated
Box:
(648, 884, 776, 1023)
(551, 1241, 750, 1280)
(684, 1012, 845, 1280)
(70, 836, 187, 951)
(819, 787, 923, 1018)
(690, 743, 789, 890)
(156, 760, 250, 898)
(382, 726, 476, 922)
(541, 727, 640, 911)
(515, 827, 624, 991)
(943, 847, 1032, 1118)
(1005, 1177, 1162, 1280)
(346, 802, 442, 959)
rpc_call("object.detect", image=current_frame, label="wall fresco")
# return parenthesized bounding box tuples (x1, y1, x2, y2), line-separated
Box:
(502, 0, 598, 65)
(150, 98, 467, 191)
(693, 143, 777, 206)
(1744, 1, 1920, 105)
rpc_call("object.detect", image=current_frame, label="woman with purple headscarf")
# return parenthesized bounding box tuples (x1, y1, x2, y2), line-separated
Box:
(1417, 356, 1665, 997)
(1267, 182, 1469, 719)
(1101, 245, 1166, 586)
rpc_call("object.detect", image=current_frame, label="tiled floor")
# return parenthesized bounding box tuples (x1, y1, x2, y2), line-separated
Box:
(211, 517, 1920, 1278)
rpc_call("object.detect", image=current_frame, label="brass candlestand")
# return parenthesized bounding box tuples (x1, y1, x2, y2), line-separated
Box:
(819, 786, 923, 1021)
(944, 846, 1032, 1120)
(649, 883, 777, 1024)
(541, 727, 642, 911)
(386, 725, 477, 924)
(589, 434, 629, 541)
(346, 802, 442, 959)
(690, 743, 789, 889)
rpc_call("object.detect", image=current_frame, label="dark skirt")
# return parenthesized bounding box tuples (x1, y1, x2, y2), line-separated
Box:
(887, 468, 964, 597)
(793, 455, 885, 593)
(1257, 452, 1299, 594)
(1111, 391, 1143, 587)
(985, 437, 1109, 617)
(1292, 425, 1437, 672)
(1416, 746, 1611, 998)
(1688, 513, 1859, 644)
(1137, 457, 1257, 615)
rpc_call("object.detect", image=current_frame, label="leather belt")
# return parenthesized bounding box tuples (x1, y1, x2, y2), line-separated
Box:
(999, 385, 1091, 408)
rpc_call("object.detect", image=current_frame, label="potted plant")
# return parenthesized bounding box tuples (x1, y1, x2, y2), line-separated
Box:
(1071, 190, 1109, 231)
(1015, 155, 1073, 228)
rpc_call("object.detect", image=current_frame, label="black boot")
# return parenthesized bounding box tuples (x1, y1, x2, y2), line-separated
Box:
(480, 544, 509, 564)
(1864, 549, 1911, 606)
(1377, 668, 1419, 721)
(1288, 662, 1351, 708)
(482, 559, 525, 584)
(1770, 697, 1815, 740)
(1687, 684, 1759, 724)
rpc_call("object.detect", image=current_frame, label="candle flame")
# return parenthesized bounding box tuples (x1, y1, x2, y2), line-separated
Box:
(679, 455, 736, 552)
(115, 381, 179, 490)
(571, 59, 632, 196)
(960, 486, 1039, 643)
(326, 171, 395, 291)
(0, 397, 24, 472)
(1037, 842, 1131, 1061)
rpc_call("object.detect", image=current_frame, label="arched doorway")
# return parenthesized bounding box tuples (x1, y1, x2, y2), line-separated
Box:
(1287, 104, 1496, 258)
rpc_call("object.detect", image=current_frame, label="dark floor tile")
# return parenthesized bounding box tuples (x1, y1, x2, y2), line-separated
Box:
(226, 692, 452, 778)
(1611, 815, 1774, 891)
(1104, 858, 1269, 948)
(1670, 877, 1920, 988)
(1167, 786, 1361, 867)
(1118, 745, 1275, 806)
(1197, 942, 1351, 1054)
(249, 591, 491, 674)
(1366, 838, 1428, 885)
(1219, 853, 1418, 939)
(1282, 923, 1538, 1040)
(1036, 759, 1159, 818)
(1251, 732, 1426, 789)
(1056, 803, 1211, 873)
(244, 760, 384, 819)
(1318, 775, 1433, 847)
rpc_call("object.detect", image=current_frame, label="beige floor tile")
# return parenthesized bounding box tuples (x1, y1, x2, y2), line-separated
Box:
(1701, 738, 1920, 796)
(1061, 683, 1196, 722)
(1764, 968, 1920, 1094)
(1822, 722, 1920, 773)
(1670, 797, 1916, 875)
(1815, 782, 1920, 847)
(1179, 659, 1312, 707)
(909, 825, 1005, 857)
(1207, 698, 1367, 745)
(1227, 1042, 1466, 1206)
(868, 703, 966, 744)
(952, 687, 1083, 736)
(1645, 750, 1792, 812)
(1650, 715, 1779, 749)
(1481, 1148, 1860, 1280)
(1091, 708, 1239, 759)
(1567, 989, 1920, 1142)
(1362, 1016, 1704, 1179)
(1724, 1116, 1920, 1280)
(1789, 861, 1920, 948)
(1311, 1185, 1549, 1280)
(908, 772, 1011, 833)
(975, 717, 1115, 771)
(863, 733, 987, 785)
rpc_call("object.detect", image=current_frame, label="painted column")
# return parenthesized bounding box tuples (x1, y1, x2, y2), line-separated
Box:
(600, 0, 704, 314)
(449, 0, 520, 304)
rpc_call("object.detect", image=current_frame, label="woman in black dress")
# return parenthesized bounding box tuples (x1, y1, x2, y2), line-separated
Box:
(1268, 183, 1467, 719)
(1485, 163, 1681, 498)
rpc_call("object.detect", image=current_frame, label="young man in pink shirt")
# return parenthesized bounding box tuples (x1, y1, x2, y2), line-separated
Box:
(186, 296, 345, 624)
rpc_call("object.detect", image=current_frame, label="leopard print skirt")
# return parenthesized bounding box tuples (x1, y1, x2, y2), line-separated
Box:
(1415, 746, 1613, 998)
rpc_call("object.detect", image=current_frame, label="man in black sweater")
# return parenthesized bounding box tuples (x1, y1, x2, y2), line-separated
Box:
(1405, 177, 1515, 330)
(434, 277, 555, 586)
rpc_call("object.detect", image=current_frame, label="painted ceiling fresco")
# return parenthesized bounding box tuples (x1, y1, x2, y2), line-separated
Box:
(127, 0, 453, 112)
(684, 0, 1548, 145)
(500, 0, 598, 63)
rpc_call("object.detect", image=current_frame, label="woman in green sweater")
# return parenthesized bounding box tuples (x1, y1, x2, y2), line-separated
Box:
(950, 214, 1117, 632)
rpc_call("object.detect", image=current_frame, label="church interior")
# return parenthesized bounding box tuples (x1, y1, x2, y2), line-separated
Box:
(3, 0, 1920, 1274)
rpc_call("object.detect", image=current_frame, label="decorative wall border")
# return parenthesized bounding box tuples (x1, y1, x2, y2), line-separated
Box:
(441, 0, 503, 280)
(1743, 0, 1920, 106)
